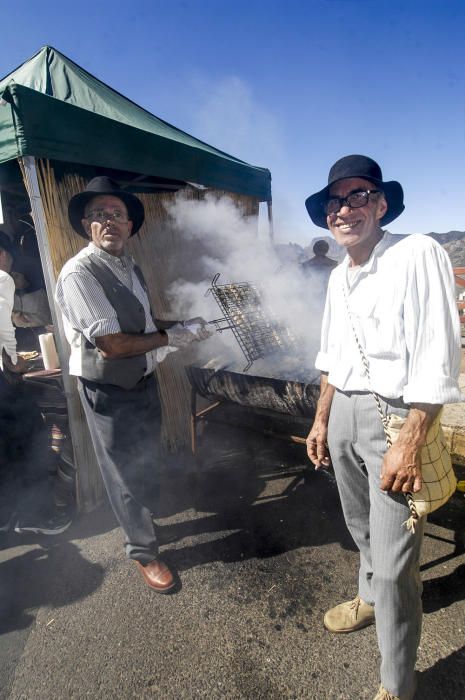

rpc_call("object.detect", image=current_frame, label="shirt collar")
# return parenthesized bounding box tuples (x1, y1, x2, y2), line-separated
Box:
(87, 242, 133, 267)
(342, 230, 391, 275)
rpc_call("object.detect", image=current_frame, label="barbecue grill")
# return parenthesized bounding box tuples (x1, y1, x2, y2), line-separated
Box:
(207, 273, 295, 372)
(186, 273, 319, 453)
(187, 365, 320, 454)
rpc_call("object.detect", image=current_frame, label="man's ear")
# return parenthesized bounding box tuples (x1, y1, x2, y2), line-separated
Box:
(127, 220, 133, 235)
(81, 218, 92, 238)
(376, 195, 388, 222)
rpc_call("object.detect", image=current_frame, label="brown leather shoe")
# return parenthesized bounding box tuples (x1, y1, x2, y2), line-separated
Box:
(135, 559, 176, 593)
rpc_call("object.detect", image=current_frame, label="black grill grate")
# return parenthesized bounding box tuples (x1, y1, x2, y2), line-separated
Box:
(207, 273, 295, 372)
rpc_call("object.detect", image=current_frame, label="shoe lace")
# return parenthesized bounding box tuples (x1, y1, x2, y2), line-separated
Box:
(349, 596, 362, 616)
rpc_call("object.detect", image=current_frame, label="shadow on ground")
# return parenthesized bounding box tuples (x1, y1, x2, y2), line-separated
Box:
(417, 646, 465, 699)
(149, 423, 356, 573)
(422, 492, 465, 612)
(0, 541, 104, 635)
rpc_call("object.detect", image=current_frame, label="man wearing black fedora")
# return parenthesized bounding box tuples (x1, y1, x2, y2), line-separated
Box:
(56, 176, 211, 593)
(305, 155, 461, 699)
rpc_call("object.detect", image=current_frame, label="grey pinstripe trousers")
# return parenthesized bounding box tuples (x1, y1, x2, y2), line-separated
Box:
(328, 390, 424, 698)
(78, 375, 161, 565)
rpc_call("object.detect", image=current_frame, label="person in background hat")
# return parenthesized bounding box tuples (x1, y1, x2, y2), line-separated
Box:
(55, 176, 212, 592)
(305, 155, 461, 700)
(300, 239, 338, 339)
(302, 239, 338, 273)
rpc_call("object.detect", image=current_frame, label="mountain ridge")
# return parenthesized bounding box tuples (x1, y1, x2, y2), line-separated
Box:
(275, 231, 465, 267)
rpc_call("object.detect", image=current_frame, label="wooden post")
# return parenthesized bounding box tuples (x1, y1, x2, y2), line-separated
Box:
(20, 156, 104, 512)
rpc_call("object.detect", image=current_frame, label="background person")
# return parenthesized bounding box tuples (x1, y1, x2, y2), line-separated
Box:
(0, 232, 68, 535)
(11, 267, 52, 350)
(301, 239, 337, 273)
(300, 239, 338, 331)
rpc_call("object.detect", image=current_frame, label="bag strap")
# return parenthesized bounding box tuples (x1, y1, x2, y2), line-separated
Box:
(341, 282, 392, 445)
(342, 281, 419, 528)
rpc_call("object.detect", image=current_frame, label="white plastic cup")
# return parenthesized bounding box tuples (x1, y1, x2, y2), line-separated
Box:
(38, 332, 60, 370)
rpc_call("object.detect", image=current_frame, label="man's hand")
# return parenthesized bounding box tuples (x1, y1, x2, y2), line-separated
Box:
(183, 316, 208, 326)
(183, 317, 214, 341)
(380, 403, 441, 493)
(3, 352, 29, 374)
(380, 442, 422, 493)
(306, 373, 335, 469)
(166, 323, 201, 348)
(306, 420, 331, 469)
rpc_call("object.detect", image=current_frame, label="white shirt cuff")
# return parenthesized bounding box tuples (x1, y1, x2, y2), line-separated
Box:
(403, 376, 465, 405)
(315, 351, 331, 373)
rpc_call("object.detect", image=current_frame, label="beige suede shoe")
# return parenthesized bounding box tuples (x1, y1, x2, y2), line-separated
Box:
(323, 595, 375, 633)
(373, 683, 416, 700)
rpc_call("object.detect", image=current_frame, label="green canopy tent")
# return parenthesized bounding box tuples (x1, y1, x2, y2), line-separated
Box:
(0, 46, 273, 511)
(0, 45, 271, 200)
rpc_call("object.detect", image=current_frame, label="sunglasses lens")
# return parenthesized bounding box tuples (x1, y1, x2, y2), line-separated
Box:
(346, 192, 369, 208)
(324, 198, 341, 215)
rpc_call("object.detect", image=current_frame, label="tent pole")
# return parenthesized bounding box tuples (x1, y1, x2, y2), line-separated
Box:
(20, 157, 69, 368)
(267, 200, 274, 243)
(20, 156, 102, 512)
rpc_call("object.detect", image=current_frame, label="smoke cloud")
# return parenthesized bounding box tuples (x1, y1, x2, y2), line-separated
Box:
(166, 193, 326, 383)
(188, 75, 283, 167)
(185, 74, 311, 245)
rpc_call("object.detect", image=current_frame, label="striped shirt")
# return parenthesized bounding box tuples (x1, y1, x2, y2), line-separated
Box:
(316, 232, 463, 404)
(55, 243, 173, 378)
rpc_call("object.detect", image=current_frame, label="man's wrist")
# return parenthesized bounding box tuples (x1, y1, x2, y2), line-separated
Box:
(158, 330, 169, 347)
(397, 404, 441, 450)
(313, 410, 330, 428)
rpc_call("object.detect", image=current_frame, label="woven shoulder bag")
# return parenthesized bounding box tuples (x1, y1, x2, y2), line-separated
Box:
(343, 283, 457, 532)
(384, 412, 456, 530)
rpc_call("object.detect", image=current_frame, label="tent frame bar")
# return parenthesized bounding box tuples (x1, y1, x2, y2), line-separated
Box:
(267, 200, 274, 242)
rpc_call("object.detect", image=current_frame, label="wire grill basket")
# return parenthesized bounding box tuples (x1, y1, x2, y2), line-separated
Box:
(206, 273, 295, 372)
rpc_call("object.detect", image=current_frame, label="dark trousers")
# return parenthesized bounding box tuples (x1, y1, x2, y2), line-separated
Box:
(78, 375, 161, 564)
(0, 371, 53, 519)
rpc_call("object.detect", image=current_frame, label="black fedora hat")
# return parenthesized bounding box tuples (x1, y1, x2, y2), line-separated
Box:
(68, 176, 145, 238)
(305, 155, 404, 229)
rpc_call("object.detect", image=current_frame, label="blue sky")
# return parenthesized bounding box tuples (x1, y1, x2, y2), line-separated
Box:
(2, 0, 464, 244)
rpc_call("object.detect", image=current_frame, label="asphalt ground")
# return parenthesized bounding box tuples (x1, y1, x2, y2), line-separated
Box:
(1, 422, 464, 700)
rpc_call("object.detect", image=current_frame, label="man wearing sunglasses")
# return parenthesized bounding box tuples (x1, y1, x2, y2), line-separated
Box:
(305, 155, 461, 699)
(56, 176, 212, 593)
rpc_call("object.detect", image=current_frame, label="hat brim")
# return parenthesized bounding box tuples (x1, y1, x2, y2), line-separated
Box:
(68, 190, 145, 238)
(305, 178, 404, 229)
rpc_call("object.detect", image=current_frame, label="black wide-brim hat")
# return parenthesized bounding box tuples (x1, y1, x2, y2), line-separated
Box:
(305, 155, 404, 229)
(68, 176, 145, 238)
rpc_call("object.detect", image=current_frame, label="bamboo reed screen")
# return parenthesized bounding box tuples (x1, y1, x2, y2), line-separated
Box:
(27, 159, 259, 455)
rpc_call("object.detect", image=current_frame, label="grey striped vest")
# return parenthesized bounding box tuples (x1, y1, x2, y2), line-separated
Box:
(78, 255, 152, 389)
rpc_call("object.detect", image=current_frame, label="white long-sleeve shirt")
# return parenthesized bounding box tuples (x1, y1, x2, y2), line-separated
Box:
(315, 232, 462, 405)
(0, 270, 17, 369)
